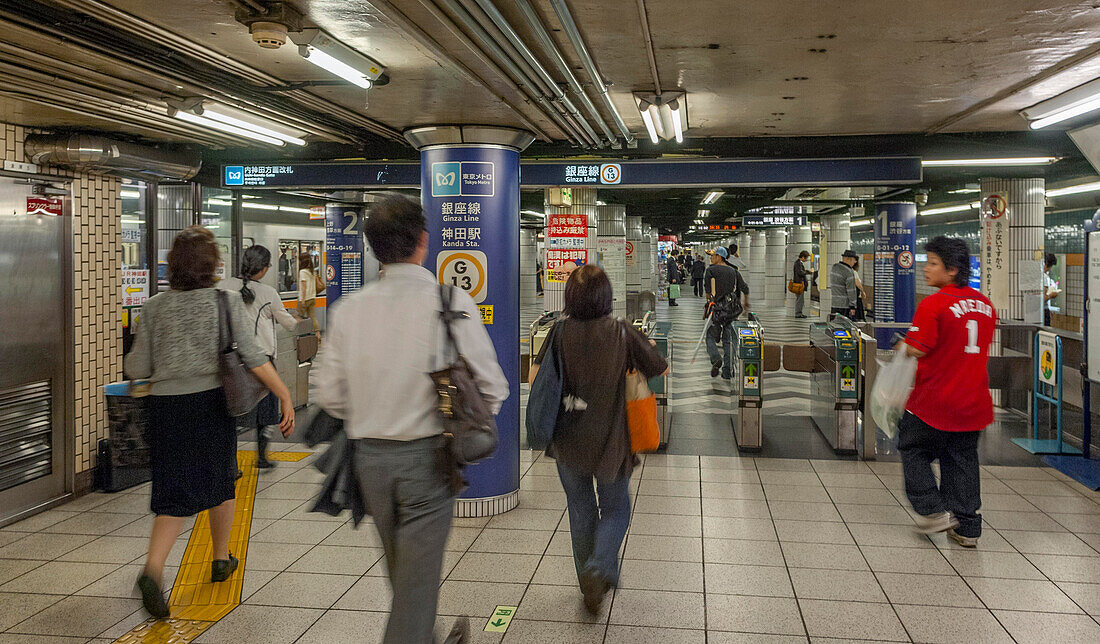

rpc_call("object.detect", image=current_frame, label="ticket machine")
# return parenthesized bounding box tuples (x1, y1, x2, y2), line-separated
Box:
(810, 317, 861, 453)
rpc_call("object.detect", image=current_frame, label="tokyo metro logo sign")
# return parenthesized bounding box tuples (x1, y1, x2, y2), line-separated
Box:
(225, 166, 244, 186)
(431, 162, 494, 197)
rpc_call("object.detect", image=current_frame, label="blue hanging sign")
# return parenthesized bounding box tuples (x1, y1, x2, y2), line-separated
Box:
(873, 202, 917, 346)
(324, 205, 365, 306)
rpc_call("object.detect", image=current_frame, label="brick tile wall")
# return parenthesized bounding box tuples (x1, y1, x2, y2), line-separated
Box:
(0, 122, 122, 488)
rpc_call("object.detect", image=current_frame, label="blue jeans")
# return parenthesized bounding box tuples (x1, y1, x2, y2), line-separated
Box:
(706, 323, 733, 377)
(897, 412, 983, 538)
(555, 460, 632, 586)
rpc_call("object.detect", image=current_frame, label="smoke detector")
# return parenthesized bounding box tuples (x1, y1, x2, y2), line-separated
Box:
(250, 21, 288, 49)
(235, 2, 303, 49)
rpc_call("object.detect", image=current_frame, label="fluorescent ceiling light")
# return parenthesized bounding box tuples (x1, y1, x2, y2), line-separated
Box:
(1045, 180, 1100, 197)
(120, 189, 141, 199)
(921, 157, 1057, 167)
(243, 202, 280, 211)
(207, 199, 232, 206)
(850, 219, 872, 227)
(520, 210, 544, 217)
(302, 47, 373, 88)
(948, 187, 980, 194)
(121, 216, 143, 224)
(1023, 78, 1100, 129)
(640, 102, 659, 144)
(175, 110, 284, 146)
(670, 100, 684, 143)
(201, 106, 306, 146)
(701, 190, 724, 205)
(280, 206, 313, 214)
(919, 202, 980, 216)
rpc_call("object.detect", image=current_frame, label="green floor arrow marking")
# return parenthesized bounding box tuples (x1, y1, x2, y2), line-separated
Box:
(484, 605, 517, 633)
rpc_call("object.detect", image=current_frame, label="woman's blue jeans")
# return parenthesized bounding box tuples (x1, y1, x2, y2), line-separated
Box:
(555, 460, 632, 586)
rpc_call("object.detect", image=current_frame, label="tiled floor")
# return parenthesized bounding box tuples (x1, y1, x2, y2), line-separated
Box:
(1, 445, 1099, 643)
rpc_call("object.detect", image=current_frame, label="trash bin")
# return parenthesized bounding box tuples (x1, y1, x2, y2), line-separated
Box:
(98, 382, 151, 492)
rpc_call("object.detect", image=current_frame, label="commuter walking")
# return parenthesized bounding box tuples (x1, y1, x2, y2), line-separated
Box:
(690, 254, 707, 297)
(666, 249, 682, 306)
(792, 250, 811, 318)
(829, 250, 860, 320)
(1043, 253, 1061, 327)
(726, 243, 747, 272)
(530, 265, 667, 614)
(852, 256, 868, 321)
(312, 195, 508, 644)
(217, 245, 301, 468)
(124, 226, 294, 619)
(897, 237, 996, 547)
(297, 253, 321, 339)
(704, 248, 749, 379)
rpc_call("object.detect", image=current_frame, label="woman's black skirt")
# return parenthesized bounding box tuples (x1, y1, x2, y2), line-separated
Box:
(148, 388, 236, 517)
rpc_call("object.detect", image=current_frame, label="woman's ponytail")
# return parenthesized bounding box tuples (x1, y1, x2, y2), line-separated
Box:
(239, 245, 272, 306)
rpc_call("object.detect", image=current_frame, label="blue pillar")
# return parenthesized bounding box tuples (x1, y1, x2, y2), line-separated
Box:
(873, 202, 917, 346)
(407, 126, 534, 517)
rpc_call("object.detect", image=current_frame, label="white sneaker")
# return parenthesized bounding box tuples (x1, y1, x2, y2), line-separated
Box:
(913, 511, 959, 534)
(947, 529, 978, 548)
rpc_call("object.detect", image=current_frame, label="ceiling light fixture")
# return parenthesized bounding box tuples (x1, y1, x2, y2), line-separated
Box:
(919, 202, 980, 216)
(850, 219, 872, 228)
(292, 29, 386, 89)
(201, 105, 306, 146)
(1045, 180, 1100, 197)
(921, 157, 1058, 167)
(948, 187, 980, 194)
(1022, 78, 1100, 129)
(120, 190, 141, 199)
(701, 190, 724, 205)
(174, 110, 284, 146)
(634, 91, 688, 144)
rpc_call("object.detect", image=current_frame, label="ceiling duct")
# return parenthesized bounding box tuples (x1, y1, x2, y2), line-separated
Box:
(1068, 122, 1100, 174)
(25, 133, 202, 181)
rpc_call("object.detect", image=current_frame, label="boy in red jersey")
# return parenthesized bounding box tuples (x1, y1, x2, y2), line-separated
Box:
(898, 237, 996, 548)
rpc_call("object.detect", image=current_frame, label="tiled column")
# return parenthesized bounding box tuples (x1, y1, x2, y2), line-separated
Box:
(765, 227, 788, 306)
(597, 204, 627, 318)
(979, 178, 1045, 321)
(736, 231, 751, 274)
(821, 211, 852, 320)
(748, 230, 767, 303)
(786, 224, 812, 314)
(544, 187, 597, 312)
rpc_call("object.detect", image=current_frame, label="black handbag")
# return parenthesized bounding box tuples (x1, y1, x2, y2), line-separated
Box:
(216, 290, 268, 417)
(430, 285, 499, 466)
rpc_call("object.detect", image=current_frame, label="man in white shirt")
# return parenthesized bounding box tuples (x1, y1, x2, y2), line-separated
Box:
(1043, 253, 1061, 327)
(313, 195, 508, 644)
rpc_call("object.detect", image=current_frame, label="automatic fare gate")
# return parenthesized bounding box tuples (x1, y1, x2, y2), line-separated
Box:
(810, 317, 862, 454)
(731, 316, 763, 451)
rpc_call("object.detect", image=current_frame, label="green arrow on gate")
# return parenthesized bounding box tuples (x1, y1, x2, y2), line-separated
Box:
(745, 363, 758, 377)
(841, 365, 855, 379)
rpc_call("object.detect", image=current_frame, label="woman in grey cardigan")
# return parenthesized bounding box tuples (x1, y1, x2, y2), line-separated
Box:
(125, 226, 294, 619)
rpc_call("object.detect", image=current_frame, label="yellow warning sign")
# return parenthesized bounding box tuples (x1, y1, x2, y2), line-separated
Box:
(484, 605, 517, 633)
(744, 376, 757, 389)
(841, 378, 855, 392)
(478, 305, 494, 325)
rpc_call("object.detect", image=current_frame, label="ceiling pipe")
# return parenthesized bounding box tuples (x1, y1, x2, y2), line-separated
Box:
(418, 0, 580, 145)
(635, 0, 661, 94)
(365, 0, 555, 143)
(513, 0, 618, 147)
(469, 0, 600, 147)
(457, 0, 587, 146)
(549, 0, 635, 145)
(26, 133, 202, 181)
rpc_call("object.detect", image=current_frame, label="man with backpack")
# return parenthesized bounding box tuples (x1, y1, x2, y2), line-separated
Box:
(704, 247, 750, 379)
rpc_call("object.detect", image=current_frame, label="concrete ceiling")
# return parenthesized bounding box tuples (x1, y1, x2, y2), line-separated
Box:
(3, 0, 1100, 232)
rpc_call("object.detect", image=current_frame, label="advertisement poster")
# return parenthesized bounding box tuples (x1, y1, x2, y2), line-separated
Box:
(980, 191, 1011, 310)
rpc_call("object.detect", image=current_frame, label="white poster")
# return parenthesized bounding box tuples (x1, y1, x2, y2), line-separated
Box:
(597, 237, 626, 306)
(121, 269, 149, 308)
(980, 192, 1011, 310)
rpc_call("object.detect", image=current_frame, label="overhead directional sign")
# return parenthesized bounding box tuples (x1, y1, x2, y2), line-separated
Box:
(741, 215, 808, 227)
(221, 157, 923, 189)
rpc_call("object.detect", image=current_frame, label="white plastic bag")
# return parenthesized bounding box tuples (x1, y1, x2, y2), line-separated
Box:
(869, 350, 918, 439)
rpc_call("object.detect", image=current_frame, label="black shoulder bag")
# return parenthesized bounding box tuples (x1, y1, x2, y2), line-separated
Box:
(216, 290, 269, 417)
(430, 285, 499, 467)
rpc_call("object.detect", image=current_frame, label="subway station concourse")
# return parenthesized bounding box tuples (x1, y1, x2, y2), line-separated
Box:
(3, 1, 1100, 642)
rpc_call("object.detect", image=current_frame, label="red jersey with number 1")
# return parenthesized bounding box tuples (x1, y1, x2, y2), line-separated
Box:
(903, 284, 997, 432)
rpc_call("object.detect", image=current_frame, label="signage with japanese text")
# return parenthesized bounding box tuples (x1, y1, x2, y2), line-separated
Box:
(26, 197, 62, 216)
(547, 214, 588, 238)
(121, 269, 149, 308)
(741, 215, 807, 226)
(325, 206, 366, 305)
(546, 249, 588, 282)
(981, 191, 1011, 310)
(873, 202, 916, 346)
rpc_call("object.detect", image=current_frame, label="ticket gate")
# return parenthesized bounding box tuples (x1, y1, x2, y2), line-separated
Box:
(730, 315, 764, 452)
(809, 317, 862, 454)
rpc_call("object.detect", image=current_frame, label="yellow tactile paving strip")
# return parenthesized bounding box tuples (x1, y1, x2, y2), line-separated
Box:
(114, 450, 312, 643)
